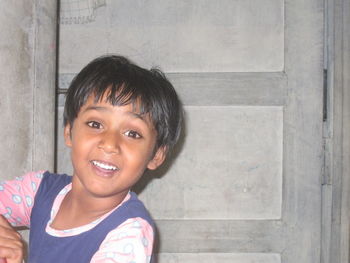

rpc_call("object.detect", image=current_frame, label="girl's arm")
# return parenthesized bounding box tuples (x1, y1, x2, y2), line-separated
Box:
(91, 217, 154, 263)
(0, 171, 44, 227)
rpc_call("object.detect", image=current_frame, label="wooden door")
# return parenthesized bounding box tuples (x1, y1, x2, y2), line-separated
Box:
(57, 0, 324, 262)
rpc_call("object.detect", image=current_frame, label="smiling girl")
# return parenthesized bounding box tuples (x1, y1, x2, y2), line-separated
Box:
(0, 55, 183, 263)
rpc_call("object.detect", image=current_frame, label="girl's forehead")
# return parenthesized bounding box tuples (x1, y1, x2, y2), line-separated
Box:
(87, 92, 145, 114)
(81, 93, 155, 125)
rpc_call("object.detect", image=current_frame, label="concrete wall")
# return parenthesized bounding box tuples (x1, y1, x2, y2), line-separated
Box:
(0, 1, 57, 179)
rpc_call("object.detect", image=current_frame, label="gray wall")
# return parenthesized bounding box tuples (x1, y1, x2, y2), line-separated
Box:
(0, 1, 56, 180)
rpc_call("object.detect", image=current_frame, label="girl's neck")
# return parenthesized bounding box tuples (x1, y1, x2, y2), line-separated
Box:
(50, 185, 129, 230)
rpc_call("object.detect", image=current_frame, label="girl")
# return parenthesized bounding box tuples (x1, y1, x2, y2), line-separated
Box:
(0, 55, 183, 263)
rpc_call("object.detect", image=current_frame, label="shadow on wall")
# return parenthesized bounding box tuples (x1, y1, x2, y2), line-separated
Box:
(132, 116, 187, 195)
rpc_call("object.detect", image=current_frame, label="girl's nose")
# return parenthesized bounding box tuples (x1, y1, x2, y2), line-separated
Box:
(98, 132, 121, 154)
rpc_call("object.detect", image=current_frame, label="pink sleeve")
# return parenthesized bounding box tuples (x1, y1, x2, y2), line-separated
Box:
(91, 217, 154, 263)
(0, 171, 44, 227)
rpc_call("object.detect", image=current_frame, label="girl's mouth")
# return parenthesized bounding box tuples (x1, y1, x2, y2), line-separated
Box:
(91, 160, 119, 171)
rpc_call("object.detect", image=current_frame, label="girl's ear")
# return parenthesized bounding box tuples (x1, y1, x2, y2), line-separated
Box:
(147, 147, 167, 170)
(64, 124, 72, 147)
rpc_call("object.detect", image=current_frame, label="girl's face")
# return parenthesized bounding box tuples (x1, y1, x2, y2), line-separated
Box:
(64, 93, 165, 202)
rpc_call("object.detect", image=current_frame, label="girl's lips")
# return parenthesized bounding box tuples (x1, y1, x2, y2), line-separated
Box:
(90, 160, 120, 177)
(91, 160, 119, 171)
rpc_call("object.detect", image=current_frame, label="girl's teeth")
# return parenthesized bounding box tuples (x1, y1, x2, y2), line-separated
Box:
(92, 161, 117, 171)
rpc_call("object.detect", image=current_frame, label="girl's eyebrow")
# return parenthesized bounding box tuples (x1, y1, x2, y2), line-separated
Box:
(128, 112, 145, 120)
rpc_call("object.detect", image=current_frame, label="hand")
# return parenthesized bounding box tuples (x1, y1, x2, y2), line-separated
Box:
(0, 215, 23, 263)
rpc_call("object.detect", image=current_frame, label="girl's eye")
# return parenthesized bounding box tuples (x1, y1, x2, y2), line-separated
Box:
(124, 130, 142, 139)
(87, 121, 102, 129)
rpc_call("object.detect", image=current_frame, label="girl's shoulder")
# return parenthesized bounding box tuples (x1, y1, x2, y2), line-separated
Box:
(91, 217, 154, 262)
(33, 171, 72, 193)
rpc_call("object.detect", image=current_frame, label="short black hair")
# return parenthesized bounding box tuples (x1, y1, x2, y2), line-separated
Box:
(63, 55, 183, 153)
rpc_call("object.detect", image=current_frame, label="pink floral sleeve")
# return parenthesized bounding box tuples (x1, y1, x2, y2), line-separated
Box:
(0, 171, 44, 227)
(91, 217, 154, 263)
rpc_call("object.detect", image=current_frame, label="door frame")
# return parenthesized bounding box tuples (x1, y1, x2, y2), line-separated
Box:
(323, 0, 350, 262)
